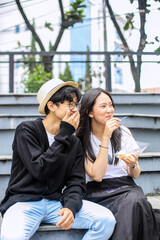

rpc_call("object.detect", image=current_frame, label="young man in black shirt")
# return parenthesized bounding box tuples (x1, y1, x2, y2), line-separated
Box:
(0, 78, 116, 240)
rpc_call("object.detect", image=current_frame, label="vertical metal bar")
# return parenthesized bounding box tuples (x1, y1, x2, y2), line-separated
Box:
(105, 53, 112, 92)
(9, 53, 14, 93)
(102, 0, 110, 91)
(102, 0, 107, 53)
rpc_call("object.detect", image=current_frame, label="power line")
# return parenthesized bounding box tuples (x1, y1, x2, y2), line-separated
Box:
(0, 0, 44, 8)
(0, 1, 71, 30)
(0, 0, 33, 9)
(0, 0, 52, 15)
(0, 5, 159, 34)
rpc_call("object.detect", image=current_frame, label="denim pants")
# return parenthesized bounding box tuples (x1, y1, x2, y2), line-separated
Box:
(0, 199, 116, 240)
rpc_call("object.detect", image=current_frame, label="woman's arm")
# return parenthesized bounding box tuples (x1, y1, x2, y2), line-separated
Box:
(85, 118, 120, 182)
(85, 136, 110, 182)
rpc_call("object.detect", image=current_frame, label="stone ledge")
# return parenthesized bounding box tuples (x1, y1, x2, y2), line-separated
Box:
(147, 195, 160, 209)
(0, 215, 87, 240)
(0, 152, 159, 161)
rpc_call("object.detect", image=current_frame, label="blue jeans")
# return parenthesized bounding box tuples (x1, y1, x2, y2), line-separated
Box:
(0, 199, 116, 240)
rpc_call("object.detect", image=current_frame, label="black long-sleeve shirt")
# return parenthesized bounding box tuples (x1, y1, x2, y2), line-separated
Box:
(0, 118, 86, 216)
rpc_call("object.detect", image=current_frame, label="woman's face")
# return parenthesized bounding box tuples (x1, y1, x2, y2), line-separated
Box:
(89, 92, 114, 125)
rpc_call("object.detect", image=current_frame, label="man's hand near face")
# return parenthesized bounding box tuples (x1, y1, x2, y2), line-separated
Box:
(62, 109, 80, 129)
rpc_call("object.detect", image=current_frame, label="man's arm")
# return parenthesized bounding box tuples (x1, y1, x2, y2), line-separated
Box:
(15, 121, 75, 181)
(57, 139, 85, 230)
(60, 139, 86, 215)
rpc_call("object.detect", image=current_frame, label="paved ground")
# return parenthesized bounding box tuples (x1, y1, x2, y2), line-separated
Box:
(147, 195, 160, 209)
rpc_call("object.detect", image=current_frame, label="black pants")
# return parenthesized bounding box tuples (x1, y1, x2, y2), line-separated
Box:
(86, 176, 160, 240)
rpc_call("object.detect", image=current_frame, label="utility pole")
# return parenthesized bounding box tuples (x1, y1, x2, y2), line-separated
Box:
(102, 0, 111, 91)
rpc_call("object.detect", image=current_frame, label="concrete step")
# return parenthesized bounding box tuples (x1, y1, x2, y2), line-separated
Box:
(30, 227, 86, 240)
(147, 195, 160, 209)
(0, 153, 160, 200)
(0, 114, 160, 155)
(115, 113, 160, 153)
(0, 213, 86, 240)
(0, 114, 42, 155)
(0, 93, 160, 115)
(112, 93, 160, 114)
(0, 94, 39, 115)
(135, 152, 160, 194)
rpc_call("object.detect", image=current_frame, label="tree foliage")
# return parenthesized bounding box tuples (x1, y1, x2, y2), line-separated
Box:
(78, 46, 92, 92)
(84, 46, 92, 91)
(105, 0, 160, 92)
(22, 64, 52, 93)
(17, 20, 52, 92)
(15, 0, 86, 73)
(59, 62, 74, 82)
(65, 0, 86, 25)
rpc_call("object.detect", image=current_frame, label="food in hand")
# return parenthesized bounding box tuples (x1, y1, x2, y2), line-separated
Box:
(118, 153, 133, 159)
(117, 153, 126, 158)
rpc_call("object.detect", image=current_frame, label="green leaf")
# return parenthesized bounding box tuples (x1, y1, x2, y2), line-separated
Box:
(17, 41, 21, 47)
(65, 0, 86, 22)
(78, 4, 86, 8)
(124, 22, 129, 30)
(131, 22, 135, 29)
(155, 46, 160, 52)
(49, 41, 53, 51)
(155, 36, 160, 42)
(45, 22, 54, 31)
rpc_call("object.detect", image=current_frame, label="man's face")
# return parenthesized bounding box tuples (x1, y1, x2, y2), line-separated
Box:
(54, 96, 79, 120)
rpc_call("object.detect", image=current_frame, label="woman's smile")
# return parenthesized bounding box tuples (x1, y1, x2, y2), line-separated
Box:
(105, 115, 112, 120)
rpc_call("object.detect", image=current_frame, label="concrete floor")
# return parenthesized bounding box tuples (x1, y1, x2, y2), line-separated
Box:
(147, 195, 160, 209)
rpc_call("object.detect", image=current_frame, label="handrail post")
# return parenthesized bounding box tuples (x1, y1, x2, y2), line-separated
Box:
(9, 53, 14, 93)
(105, 52, 112, 92)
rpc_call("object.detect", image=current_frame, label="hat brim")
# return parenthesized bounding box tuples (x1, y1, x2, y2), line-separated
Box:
(39, 81, 78, 114)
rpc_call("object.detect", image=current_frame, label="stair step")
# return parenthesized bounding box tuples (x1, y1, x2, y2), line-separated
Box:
(112, 93, 160, 103)
(0, 113, 160, 130)
(0, 114, 160, 155)
(0, 214, 86, 240)
(0, 94, 38, 104)
(0, 93, 160, 115)
(0, 153, 160, 198)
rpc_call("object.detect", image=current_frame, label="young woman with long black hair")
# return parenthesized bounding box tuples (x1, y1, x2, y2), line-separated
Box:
(76, 88, 160, 240)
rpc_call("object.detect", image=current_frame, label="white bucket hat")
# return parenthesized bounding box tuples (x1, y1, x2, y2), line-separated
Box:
(37, 78, 78, 114)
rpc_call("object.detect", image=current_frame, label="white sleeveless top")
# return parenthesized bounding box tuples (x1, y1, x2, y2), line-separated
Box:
(86, 126, 138, 182)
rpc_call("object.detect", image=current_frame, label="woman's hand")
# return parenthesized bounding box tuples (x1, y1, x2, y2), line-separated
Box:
(103, 117, 120, 139)
(121, 153, 138, 167)
(121, 154, 141, 178)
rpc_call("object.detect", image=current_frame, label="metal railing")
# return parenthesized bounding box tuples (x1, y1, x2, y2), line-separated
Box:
(0, 51, 160, 93)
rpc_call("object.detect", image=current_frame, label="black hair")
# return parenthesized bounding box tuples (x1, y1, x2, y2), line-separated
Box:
(76, 88, 122, 165)
(45, 85, 81, 115)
